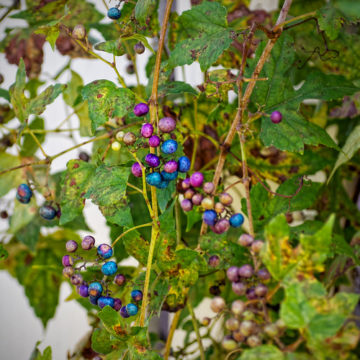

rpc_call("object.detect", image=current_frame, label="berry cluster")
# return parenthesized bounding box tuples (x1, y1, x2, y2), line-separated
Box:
(62, 235, 142, 318)
(180, 178, 244, 234)
(120, 103, 191, 189)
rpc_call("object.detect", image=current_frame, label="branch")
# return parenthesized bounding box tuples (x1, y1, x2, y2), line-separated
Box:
(164, 309, 182, 360)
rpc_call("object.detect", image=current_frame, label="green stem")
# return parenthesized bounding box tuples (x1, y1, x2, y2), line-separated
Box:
(112, 222, 152, 247)
(187, 302, 206, 360)
(164, 309, 182, 360)
(175, 196, 182, 246)
(27, 129, 48, 158)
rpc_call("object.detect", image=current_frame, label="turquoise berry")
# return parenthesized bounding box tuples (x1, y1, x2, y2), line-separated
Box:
(126, 303, 138, 316)
(98, 296, 115, 309)
(88, 282, 103, 298)
(101, 261, 118, 276)
(161, 139, 178, 154)
(39, 205, 57, 220)
(108, 7, 121, 20)
(131, 290, 143, 302)
(229, 213, 244, 228)
(178, 156, 191, 172)
(97, 244, 113, 259)
(161, 170, 178, 181)
(146, 172, 162, 187)
(156, 180, 169, 189)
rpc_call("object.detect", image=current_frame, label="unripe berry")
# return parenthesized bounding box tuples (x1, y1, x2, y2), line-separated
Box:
(226, 318, 240, 331)
(141, 123, 154, 138)
(275, 319, 286, 330)
(161, 139, 178, 154)
(131, 289, 143, 302)
(62, 255, 74, 267)
(149, 135, 160, 147)
(184, 188, 195, 199)
(201, 197, 214, 210)
(81, 235, 95, 250)
(101, 261, 118, 276)
(222, 336, 237, 351)
(190, 172, 204, 187)
(123, 132, 136, 146)
(126, 303, 138, 316)
(219, 192, 233, 206)
(232, 330, 245, 342)
(0, 74, 3, 84)
(229, 213, 244, 228)
(66, 240, 78, 253)
(264, 323, 279, 338)
(98, 296, 115, 309)
(270, 110, 282, 124)
(238, 264, 254, 278)
(70, 274, 83, 286)
(181, 199, 193, 212)
(208, 255, 220, 267)
(116, 131, 124, 141)
(251, 240, 264, 253)
(159, 117, 176, 133)
(254, 284, 268, 297)
(72, 24, 86, 40)
(111, 141, 121, 151)
(203, 182, 215, 194)
(131, 162, 143, 177)
(232, 281, 246, 296)
(238, 234, 254, 247)
(227, 266, 239, 282)
(146, 172, 162, 187)
(257, 268, 271, 281)
(178, 156, 191, 173)
(231, 300, 245, 315)
(97, 244, 113, 259)
(214, 202, 225, 214)
(114, 274, 126, 286)
(134, 42, 145, 54)
(113, 298, 122, 311)
(120, 306, 130, 318)
(181, 178, 191, 190)
(145, 153, 160, 168)
(202, 317, 211, 326)
(192, 193, 203, 205)
(210, 296, 225, 313)
(107, 7, 121, 20)
(126, 64, 135, 75)
(39, 205, 57, 220)
(239, 320, 255, 337)
(242, 310, 255, 321)
(63, 266, 74, 278)
(164, 160, 178, 173)
(213, 218, 230, 234)
(247, 335, 261, 348)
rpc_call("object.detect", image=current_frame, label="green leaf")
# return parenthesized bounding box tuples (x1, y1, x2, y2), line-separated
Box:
(10, 199, 37, 234)
(60, 160, 95, 225)
(84, 165, 132, 227)
(135, 0, 157, 24)
(35, 24, 60, 50)
(0, 88, 10, 101)
(167, 1, 235, 71)
(308, 313, 346, 340)
(81, 80, 135, 133)
(0, 152, 23, 197)
(158, 81, 198, 98)
(92, 328, 120, 354)
(15, 221, 41, 251)
(98, 306, 129, 338)
(94, 40, 127, 56)
(0, 244, 9, 260)
(240, 345, 284, 360)
(328, 124, 360, 181)
(33, 345, 52, 360)
(121, 34, 155, 53)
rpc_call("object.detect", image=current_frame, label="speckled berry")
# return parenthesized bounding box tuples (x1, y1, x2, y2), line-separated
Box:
(108, 7, 121, 19)
(238, 234, 254, 247)
(70, 274, 83, 286)
(201, 197, 214, 210)
(101, 261, 118, 276)
(66, 240, 78, 253)
(88, 282, 103, 298)
(39, 205, 57, 220)
(134, 42, 145, 54)
(149, 135, 160, 147)
(178, 156, 191, 173)
(257, 268, 271, 281)
(227, 266, 239, 282)
(62, 255, 74, 267)
(210, 296, 225, 313)
(192, 193, 203, 205)
(226, 318, 240, 331)
(113, 298, 122, 311)
(146, 172, 162, 187)
(203, 182, 215, 194)
(238, 264, 254, 278)
(63, 266, 74, 278)
(126, 303, 138, 316)
(214, 202, 225, 214)
(233, 330, 245, 342)
(208, 255, 220, 267)
(232, 281, 246, 296)
(246, 287, 257, 300)
(131, 162, 143, 177)
(77, 284, 89, 297)
(17, 184, 32, 200)
(231, 300, 245, 315)
(97, 244, 113, 259)
(98, 296, 115, 309)
(161, 139, 178, 154)
(240, 320, 256, 337)
(114, 274, 126, 286)
(141, 123, 153, 138)
(229, 213, 244, 228)
(145, 153, 160, 168)
(16, 193, 31, 204)
(190, 172, 204, 187)
(247, 335, 261, 348)
(184, 188, 195, 199)
(123, 132, 136, 146)
(181, 178, 191, 190)
(219, 192, 233, 206)
(255, 284, 268, 297)
(213, 218, 230, 234)
(72, 24, 86, 40)
(270, 110, 282, 124)
(116, 131, 124, 142)
(159, 117, 176, 133)
(120, 306, 130, 318)
(81, 235, 95, 250)
(161, 170, 178, 181)
(131, 290, 143, 302)
(164, 160, 178, 173)
(181, 199, 193, 212)
(251, 240, 264, 253)
(203, 210, 217, 226)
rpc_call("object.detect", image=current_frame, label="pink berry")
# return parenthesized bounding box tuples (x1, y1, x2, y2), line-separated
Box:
(131, 162, 143, 177)
(219, 192, 233, 206)
(203, 182, 215, 194)
(238, 234, 254, 247)
(213, 219, 230, 234)
(192, 193, 203, 205)
(181, 199, 193, 212)
(141, 123, 154, 138)
(159, 117, 176, 133)
(184, 189, 195, 199)
(164, 160, 178, 173)
(190, 172, 204, 187)
(270, 110, 282, 124)
(149, 135, 160, 147)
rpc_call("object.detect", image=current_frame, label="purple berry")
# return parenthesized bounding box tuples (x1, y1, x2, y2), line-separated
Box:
(231, 300, 245, 315)
(246, 287, 258, 300)
(66, 240, 78, 253)
(164, 160, 178, 173)
(232, 281, 247, 296)
(131, 162, 143, 177)
(203, 182, 215, 194)
(219, 192, 233, 206)
(62, 255, 74, 267)
(70, 274, 83, 286)
(192, 193, 203, 205)
(213, 219, 230, 234)
(227, 266, 239, 282)
(114, 274, 126, 286)
(190, 172, 204, 187)
(238, 264, 254, 278)
(131, 290, 143, 302)
(81, 235, 95, 250)
(184, 188, 195, 199)
(63, 266, 74, 278)
(208, 255, 220, 267)
(89, 295, 99, 305)
(149, 135, 160, 147)
(203, 210, 217, 226)
(145, 154, 160, 168)
(257, 268, 271, 281)
(134, 42, 145, 54)
(77, 284, 89, 297)
(181, 178, 191, 190)
(159, 117, 176, 133)
(120, 306, 130, 318)
(141, 123, 154, 138)
(134, 103, 149, 117)
(181, 199, 193, 212)
(238, 234, 254, 247)
(270, 110, 282, 124)
(113, 298, 122, 311)
(254, 284, 268, 297)
(97, 244, 113, 259)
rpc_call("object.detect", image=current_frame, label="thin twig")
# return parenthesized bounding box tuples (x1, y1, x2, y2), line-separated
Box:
(187, 302, 206, 360)
(164, 309, 182, 360)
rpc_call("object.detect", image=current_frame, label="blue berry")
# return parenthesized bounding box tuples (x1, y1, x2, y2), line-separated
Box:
(156, 180, 169, 189)
(120, 306, 130, 318)
(229, 213, 244, 228)
(161, 170, 178, 181)
(39, 205, 57, 220)
(178, 156, 191, 173)
(17, 184, 32, 199)
(16, 192, 31, 204)
(126, 303, 138, 316)
(98, 296, 115, 309)
(131, 290, 143, 302)
(146, 172, 162, 187)
(108, 7, 121, 20)
(101, 261, 118, 276)
(89, 295, 99, 305)
(161, 139, 178, 154)
(88, 282, 103, 298)
(97, 244, 113, 259)
(203, 210, 217, 226)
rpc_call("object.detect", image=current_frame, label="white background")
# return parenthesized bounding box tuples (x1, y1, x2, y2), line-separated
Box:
(0, 0, 278, 359)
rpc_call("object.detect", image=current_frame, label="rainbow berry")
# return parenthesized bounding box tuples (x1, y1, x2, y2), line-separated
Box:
(62, 266, 74, 278)
(101, 261, 118, 276)
(98, 296, 115, 309)
(62, 255, 74, 267)
(131, 290, 143, 302)
(159, 117, 176, 133)
(97, 244, 113, 259)
(203, 182, 215, 194)
(120, 306, 130, 318)
(146, 172, 162, 186)
(178, 156, 191, 172)
(229, 213, 244, 228)
(107, 7, 121, 20)
(39, 205, 57, 220)
(141, 123, 154, 138)
(190, 172, 204, 187)
(164, 160, 178, 173)
(70, 274, 83, 286)
(214, 202, 225, 214)
(181, 199, 193, 212)
(114, 274, 126, 286)
(81, 235, 95, 250)
(203, 210, 217, 226)
(113, 298, 122, 311)
(181, 178, 191, 190)
(134, 103, 149, 117)
(131, 162, 143, 177)
(66, 240, 78, 253)
(149, 135, 160, 147)
(77, 284, 89, 297)
(161, 170, 178, 181)
(184, 189, 195, 199)
(270, 110, 282, 124)
(145, 154, 160, 168)
(88, 282, 103, 298)
(161, 139, 178, 154)
(17, 184, 33, 203)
